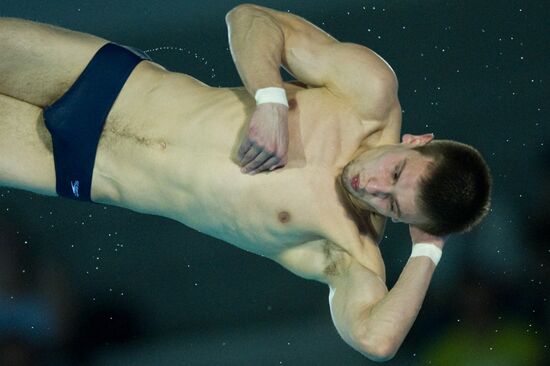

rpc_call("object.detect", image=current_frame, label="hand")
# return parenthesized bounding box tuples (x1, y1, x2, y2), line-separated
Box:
(238, 103, 289, 174)
(409, 225, 448, 250)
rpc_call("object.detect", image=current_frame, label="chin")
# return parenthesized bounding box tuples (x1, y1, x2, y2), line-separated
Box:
(338, 172, 350, 192)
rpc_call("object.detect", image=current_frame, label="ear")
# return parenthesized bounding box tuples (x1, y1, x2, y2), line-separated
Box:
(402, 133, 434, 146)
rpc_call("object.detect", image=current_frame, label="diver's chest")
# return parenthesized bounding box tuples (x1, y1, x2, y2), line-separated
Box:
(213, 203, 327, 257)
(229, 170, 346, 246)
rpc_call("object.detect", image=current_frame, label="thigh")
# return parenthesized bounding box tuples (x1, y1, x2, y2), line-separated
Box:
(0, 17, 108, 107)
(0, 93, 57, 196)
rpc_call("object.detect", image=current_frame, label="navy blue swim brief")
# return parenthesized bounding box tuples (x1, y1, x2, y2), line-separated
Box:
(43, 42, 152, 202)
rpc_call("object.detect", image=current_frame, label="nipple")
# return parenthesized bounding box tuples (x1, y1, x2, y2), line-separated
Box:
(278, 211, 291, 224)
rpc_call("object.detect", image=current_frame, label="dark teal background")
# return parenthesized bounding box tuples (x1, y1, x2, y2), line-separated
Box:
(0, 1, 548, 365)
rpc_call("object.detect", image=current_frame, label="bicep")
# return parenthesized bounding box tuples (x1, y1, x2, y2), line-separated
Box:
(250, 5, 399, 119)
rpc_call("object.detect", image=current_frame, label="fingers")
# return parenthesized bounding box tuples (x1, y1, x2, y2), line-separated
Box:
(241, 148, 280, 174)
(238, 103, 289, 174)
(239, 141, 262, 167)
(239, 139, 282, 174)
(247, 155, 280, 174)
(237, 139, 253, 162)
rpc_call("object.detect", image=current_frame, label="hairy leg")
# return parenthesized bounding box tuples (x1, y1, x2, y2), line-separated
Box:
(0, 93, 57, 195)
(0, 18, 118, 197)
(0, 17, 108, 107)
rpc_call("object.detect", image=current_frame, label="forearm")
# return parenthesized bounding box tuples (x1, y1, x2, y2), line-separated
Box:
(225, 5, 285, 94)
(361, 257, 436, 359)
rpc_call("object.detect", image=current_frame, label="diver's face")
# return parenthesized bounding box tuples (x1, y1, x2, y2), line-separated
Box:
(341, 141, 434, 225)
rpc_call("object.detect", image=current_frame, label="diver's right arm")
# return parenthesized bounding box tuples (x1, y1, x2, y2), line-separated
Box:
(277, 233, 443, 362)
(328, 229, 446, 362)
(328, 253, 437, 362)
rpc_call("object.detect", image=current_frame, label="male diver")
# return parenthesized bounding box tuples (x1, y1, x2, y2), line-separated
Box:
(0, 4, 491, 361)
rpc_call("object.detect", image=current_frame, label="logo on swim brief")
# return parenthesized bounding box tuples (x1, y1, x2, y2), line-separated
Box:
(71, 180, 80, 198)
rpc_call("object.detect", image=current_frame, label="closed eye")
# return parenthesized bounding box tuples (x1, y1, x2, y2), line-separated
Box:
(391, 159, 407, 219)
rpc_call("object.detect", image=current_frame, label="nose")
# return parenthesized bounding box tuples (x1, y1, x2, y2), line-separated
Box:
(364, 178, 390, 197)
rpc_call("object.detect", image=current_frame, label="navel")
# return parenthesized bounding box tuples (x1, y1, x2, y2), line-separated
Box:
(278, 210, 291, 224)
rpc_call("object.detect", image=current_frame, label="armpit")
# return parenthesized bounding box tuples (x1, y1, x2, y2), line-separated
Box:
(322, 240, 352, 277)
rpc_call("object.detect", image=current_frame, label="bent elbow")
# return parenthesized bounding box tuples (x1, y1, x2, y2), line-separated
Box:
(370, 347, 397, 362)
(226, 4, 256, 22)
(360, 337, 397, 362)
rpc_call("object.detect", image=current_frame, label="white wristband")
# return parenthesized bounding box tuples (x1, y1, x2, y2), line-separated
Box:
(254, 87, 288, 107)
(411, 243, 442, 266)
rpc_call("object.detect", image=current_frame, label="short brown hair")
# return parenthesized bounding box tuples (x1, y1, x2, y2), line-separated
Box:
(412, 140, 492, 236)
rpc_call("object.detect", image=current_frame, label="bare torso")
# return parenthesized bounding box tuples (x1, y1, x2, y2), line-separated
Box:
(93, 59, 395, 278)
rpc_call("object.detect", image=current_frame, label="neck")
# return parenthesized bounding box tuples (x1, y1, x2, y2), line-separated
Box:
(334, 175, 382, 239)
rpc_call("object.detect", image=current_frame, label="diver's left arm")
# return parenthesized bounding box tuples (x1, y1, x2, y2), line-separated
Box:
(226, 3, 399, 118)
(328, 233, 445, 362)
(225, 4, 401, 174)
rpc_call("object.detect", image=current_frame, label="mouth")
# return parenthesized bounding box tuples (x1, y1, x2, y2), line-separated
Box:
(351, 174, 360, 191)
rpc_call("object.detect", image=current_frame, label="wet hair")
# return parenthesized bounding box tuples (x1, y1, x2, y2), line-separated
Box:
(412, 140, 492, 236)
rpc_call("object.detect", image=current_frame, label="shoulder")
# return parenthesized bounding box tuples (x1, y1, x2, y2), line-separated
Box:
(321, 42, 400, 121)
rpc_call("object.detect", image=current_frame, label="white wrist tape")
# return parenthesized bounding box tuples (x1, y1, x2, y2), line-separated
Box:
(411, 243, 442, 266)
(254, 87, 288, 107)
